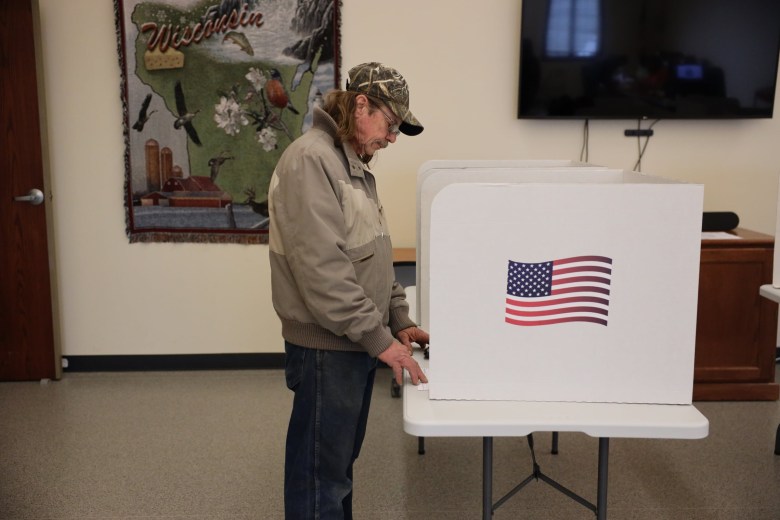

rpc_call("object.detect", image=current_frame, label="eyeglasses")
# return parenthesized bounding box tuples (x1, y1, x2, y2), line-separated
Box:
(376, 104, 401, 136)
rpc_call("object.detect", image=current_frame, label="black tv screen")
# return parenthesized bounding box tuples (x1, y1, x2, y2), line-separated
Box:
(518, 0, 780, 119)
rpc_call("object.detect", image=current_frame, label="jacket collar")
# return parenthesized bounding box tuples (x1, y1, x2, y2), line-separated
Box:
(312, 106, 368, 179)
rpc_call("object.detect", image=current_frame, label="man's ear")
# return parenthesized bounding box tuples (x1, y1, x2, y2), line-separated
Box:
(355, 94, 369, 112)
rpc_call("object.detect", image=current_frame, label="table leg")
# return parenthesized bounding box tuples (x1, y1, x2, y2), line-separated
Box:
(483, 437, 493, 520)
(775, 424, 780, 455)
(597, 437, 609, 520)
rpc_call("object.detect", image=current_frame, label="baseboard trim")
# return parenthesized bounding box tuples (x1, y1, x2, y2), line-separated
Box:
(64, 349, 775, 373)
(62, 353, 286, 372)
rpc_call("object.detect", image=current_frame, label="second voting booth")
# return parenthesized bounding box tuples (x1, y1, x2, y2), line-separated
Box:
(418, 161, 704, 405)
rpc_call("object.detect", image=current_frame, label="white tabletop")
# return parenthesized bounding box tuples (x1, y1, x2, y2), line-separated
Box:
(760, 284, 780, 303)
(402, 286, 709, 440)
(403, 353, 708, 439)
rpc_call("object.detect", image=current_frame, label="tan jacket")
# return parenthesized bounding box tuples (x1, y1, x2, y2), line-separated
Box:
(268, 107, 415, 357)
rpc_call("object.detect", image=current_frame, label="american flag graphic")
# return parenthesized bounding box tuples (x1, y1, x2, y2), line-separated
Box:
(505, 255, 613, 327)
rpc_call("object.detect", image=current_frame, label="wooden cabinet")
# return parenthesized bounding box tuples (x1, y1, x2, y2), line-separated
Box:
(693, 228, 778, 400)
(392, 248, 416, 264)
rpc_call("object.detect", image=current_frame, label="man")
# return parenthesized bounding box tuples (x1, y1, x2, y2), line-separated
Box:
(268, 62, 429, 519)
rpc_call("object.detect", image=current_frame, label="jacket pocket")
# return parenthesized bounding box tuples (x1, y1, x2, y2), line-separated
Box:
(346, 241, 375, 264)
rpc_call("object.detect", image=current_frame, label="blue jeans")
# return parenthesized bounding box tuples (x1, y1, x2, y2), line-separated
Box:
(284, 342, 378, 520)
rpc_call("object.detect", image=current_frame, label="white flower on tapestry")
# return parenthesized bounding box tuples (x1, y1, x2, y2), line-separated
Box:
(256, 127, 277, 151)
(210, 67, 294, 149)
(245, 67, 267, 91)
(214, 95, 249, 136)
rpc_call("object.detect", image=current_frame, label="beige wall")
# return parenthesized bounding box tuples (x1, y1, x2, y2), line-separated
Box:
(36, 0, 780, 356)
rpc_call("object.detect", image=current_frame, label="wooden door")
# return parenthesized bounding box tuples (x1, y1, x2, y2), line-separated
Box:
(0, 0, 58, 381)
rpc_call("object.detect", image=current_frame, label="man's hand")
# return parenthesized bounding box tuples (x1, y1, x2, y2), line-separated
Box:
(396, 326, 430, 355)
(378, 340, 427, 386)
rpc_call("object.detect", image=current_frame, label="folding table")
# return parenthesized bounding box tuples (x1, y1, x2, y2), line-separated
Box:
(402, 356, 709, 519)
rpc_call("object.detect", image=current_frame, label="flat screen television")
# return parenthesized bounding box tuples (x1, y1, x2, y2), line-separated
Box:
(518, 0, 780, 119)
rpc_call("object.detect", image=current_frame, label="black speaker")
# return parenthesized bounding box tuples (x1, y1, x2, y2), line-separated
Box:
(702, 211, 739, 232)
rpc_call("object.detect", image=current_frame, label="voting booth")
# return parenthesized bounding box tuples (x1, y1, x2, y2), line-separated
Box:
(418, 161, 704, 405)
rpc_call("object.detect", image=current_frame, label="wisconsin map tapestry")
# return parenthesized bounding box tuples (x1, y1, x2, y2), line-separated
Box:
(115, 0, 340, 243)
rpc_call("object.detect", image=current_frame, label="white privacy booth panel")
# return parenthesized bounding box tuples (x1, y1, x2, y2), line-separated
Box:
(421, 168, 703, 404)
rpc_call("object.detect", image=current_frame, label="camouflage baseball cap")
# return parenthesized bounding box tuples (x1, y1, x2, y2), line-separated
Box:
(346, 62, 424, 136)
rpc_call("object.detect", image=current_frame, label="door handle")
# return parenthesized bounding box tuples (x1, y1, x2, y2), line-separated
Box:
(14, 188, 44, 205)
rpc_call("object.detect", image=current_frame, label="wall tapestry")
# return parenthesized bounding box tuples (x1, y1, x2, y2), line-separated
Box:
(114, 0, 340, 243)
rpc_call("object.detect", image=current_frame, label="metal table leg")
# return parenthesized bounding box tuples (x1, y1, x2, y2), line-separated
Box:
(483, 434, 610, 519)
(597, 437, 609, 520)
(775, 424, 780, 455)
(483, 437, 493, 520)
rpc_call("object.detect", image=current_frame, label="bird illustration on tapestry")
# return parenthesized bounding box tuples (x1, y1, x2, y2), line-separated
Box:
(174, 80, 202, 146)
(209, 151, 234, 182)
(265, 69, 299, 115)
(132, 93, 156, 131)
